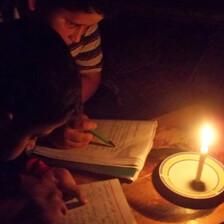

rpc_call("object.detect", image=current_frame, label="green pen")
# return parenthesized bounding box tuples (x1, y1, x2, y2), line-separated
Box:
(89, 130, 116, 147)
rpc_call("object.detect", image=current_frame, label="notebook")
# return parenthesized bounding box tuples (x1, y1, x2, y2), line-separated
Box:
(58, 179, 137, 224)
(29, 119, 157, 181)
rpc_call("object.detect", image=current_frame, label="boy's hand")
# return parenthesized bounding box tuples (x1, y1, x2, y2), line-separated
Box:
(39, 114, 97, 149)
(60, 114, 97, 148)
(20, 168, 86, 224)
(50, 167, 86, 204)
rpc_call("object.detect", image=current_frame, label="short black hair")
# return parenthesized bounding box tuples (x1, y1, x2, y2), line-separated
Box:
(0, 19, 82, 129)
(34, 0, 122, 18)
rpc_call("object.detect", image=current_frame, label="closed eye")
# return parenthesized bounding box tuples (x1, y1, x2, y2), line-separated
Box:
(65, 19, 78, 28)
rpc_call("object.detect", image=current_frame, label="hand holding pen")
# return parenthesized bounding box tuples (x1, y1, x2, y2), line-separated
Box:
(89, 129, 116, 147)
(47, 114, 115, 148)
(65, 114, 97, 148)
(68, 114, 116, 147)
(44, 114, 96, 149)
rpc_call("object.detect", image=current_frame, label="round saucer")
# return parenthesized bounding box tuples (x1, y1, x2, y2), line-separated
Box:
(159, 152, 224, 199)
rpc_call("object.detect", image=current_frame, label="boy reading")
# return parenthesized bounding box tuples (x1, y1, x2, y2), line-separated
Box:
(0, 19, 85, 223)
(16, 0, 122, 148)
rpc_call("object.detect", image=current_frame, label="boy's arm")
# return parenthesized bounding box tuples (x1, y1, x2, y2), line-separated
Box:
(71, 24, 103, 102)
(81, 71, 101, 102)
(21, 161, 86, 223)
(0, 156, 84, 223)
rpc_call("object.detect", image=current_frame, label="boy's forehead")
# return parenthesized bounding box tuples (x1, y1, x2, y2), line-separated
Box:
(55, 8, 104, 25)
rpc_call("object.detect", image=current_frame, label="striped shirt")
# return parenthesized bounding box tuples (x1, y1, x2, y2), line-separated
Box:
(69, 24, 103, 74)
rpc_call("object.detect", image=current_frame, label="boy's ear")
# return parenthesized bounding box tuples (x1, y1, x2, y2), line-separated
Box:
(28, 0, 36, 11)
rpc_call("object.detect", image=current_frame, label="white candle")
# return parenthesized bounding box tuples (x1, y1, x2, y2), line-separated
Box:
(195, 125, 213, 182)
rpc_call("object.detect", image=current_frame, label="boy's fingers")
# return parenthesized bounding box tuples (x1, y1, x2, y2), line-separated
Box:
(69, 114, 97, 130)
(75, 185, 87, 204)
(65, 140, 90, 148)
(82, 120, 97, 130)
(67, 130, 93, 143)
(51, 168, 87, 205)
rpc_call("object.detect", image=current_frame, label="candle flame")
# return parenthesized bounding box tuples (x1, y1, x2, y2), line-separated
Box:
(201, 125, 213, 154)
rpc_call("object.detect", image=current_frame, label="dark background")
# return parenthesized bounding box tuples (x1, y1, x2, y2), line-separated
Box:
(97, 1, 224, 119)
(1, 1, 224, 120)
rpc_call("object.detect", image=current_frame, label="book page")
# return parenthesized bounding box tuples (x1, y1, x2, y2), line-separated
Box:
(32, 119, 157, 169)
(57, 179, 137, 224)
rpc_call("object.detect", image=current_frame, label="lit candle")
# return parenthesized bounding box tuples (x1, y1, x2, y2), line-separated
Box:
(195, 125, 213, 182)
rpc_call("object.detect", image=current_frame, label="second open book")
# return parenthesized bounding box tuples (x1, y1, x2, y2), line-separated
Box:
(30, 119, 157, 181)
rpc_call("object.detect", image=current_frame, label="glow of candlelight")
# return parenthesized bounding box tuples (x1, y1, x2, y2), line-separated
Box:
(195, 125, 213, 182)
(201, 125, 213, 154)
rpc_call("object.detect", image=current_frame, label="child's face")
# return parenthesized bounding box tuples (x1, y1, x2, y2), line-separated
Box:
(48, 9, 104, 45)
(6, 119, 67, 161)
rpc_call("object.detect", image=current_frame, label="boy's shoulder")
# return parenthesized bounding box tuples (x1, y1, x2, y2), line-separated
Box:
(84, 23, 99, 37)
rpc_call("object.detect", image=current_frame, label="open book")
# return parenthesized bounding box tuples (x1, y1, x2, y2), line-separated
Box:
(59, 179, 137, 224)
(29, 119, 157, 181)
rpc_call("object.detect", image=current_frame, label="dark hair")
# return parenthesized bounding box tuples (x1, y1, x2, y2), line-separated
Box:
(34, 0, 122, 18)
(0, 19, 82, 130)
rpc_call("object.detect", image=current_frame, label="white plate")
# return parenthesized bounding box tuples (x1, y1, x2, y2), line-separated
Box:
(159, 152, 224, 199)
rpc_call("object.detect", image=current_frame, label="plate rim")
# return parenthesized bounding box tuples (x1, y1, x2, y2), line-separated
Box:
(159, 152, 224, 199)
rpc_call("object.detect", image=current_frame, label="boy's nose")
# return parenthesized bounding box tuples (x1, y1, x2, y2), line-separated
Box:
(25, 139, 37, 151)
(69, 26, 85, 43)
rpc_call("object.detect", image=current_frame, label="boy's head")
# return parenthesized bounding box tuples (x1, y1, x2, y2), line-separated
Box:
(23, 0, 121, 44)
(35, 0, 116, 17)
(0, 20, 82, 161)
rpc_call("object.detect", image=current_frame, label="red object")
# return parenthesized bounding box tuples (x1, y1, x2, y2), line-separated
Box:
(26, 158, 51, 177)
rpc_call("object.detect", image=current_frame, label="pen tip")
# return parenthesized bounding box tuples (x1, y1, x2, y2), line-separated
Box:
(108, 141, 116, 147)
